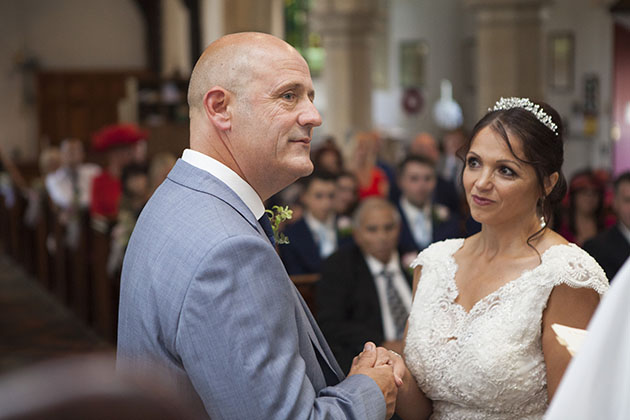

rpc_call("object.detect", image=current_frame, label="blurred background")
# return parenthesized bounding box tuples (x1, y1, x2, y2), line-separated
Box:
(0, 1, 629, 411)
(1, 0, 629, 177)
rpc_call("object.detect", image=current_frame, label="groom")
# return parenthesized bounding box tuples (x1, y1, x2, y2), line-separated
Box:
(117, 32, 400, 419)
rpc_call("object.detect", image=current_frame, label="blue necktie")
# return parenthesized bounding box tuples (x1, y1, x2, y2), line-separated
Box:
(258, 215, 276, 247)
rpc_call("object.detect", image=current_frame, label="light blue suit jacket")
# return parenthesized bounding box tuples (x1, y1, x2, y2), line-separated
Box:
(117, 160, 385, 419)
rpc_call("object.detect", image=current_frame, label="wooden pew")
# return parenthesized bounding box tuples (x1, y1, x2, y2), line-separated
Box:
(90, 219, 117, 343)
(290, 273, 320, 316)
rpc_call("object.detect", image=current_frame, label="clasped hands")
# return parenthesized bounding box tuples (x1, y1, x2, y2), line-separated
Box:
(348, 341, 408, 419)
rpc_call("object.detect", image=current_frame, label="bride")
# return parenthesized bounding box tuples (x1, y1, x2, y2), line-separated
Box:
(395, 98, 608, 420)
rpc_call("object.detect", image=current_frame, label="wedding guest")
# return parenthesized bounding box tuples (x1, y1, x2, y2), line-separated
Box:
(557, 169, 612, 245)
(351, 131, 389, 200)
(334, 171, 359, 217)
(107, 163, 149, 276)
(90, 124, 147, 221)
(438, 128, 467, 198)
(395, 98, 608, 419)
(317, 198, 412, 373)
(583, 171, 630, 281)
(312, 137, 344, 175)
(280, 171, 352, 275)
(408, 132, 460, 213)
(117, 32, 401, 420)
(45, 138, 100, 212)
(396, 154, 461, 255)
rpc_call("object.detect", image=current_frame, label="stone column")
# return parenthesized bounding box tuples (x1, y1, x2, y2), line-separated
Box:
(162, 0, 192, 77)
(466, 0, 551, 118)
(311, 0, 381, 149)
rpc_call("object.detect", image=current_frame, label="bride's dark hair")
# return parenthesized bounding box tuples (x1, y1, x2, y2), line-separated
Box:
(457, 100, 567, 254)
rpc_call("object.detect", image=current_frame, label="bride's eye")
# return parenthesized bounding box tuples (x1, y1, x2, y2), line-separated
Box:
(499, 166, 517, 177)
(466, 156, 480, 168)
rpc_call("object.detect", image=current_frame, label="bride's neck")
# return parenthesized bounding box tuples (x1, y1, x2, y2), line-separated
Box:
(473, 216, 543, 259)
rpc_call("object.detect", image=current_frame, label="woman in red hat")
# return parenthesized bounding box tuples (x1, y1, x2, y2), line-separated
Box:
(90, 124, 147, 221)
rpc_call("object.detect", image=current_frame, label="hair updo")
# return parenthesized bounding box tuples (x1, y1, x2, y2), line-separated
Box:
(458, 100, 567, 240)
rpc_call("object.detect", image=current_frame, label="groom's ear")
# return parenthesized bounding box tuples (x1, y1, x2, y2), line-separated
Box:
(203, 86, 232, 131)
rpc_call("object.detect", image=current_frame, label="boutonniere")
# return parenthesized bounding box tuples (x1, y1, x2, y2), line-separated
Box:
(336, 215, 353, 237)
(431, 204, 450, 225)
(265, 205, 293, 245)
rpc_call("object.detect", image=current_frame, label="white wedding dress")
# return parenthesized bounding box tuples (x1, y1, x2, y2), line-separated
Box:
(404, 239, 608, 420)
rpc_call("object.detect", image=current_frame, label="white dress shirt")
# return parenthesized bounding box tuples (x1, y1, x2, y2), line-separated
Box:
(181, 149, 265, 219)
(400, 197, 433, 248)
(304, 212, 337, 258)
(619, 221, 630, 245)
(45, 163, 101, 209)
(364, 252, 413, 341)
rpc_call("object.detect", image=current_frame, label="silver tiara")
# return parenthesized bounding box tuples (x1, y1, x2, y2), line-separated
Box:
(489, 97, 558, 135)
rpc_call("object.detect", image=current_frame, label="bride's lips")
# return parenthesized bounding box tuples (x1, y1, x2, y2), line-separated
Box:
(471, 194, 494, 206)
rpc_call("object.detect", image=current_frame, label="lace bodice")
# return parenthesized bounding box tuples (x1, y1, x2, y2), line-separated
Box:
(404, 239, 608, 420)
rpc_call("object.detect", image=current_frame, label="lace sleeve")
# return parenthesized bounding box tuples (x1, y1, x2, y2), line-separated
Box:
(550, 245, 609, 295)
(409, 238, 464, 269)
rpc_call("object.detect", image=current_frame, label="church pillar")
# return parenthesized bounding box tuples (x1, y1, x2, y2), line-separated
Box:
(311, 0, 381, 148)
(466, 0, 551, 118)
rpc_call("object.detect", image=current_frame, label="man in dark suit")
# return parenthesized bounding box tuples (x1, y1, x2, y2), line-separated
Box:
(280, 171, 351, 274)
(583, 172, 630, 281)
(396, 154, 462, 255)
(317, 198, 413, 374)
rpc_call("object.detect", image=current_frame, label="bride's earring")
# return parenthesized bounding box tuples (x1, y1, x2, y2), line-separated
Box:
(539, 216, 546, 229)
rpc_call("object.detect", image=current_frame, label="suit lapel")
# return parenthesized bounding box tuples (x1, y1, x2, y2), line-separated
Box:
(290, 285, 344, 382)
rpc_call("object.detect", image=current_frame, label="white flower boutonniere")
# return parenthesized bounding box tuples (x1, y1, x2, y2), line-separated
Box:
(432, 204, 450, 225)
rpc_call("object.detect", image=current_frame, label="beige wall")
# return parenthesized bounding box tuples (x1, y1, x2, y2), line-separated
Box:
(544, 0, 614, 177)
(0, 0, 145, 161)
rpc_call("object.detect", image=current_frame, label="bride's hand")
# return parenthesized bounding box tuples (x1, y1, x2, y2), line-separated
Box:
(374, 347, 405, 387)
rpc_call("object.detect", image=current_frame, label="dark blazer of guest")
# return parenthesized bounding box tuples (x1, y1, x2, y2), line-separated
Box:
(316, 243, 412, 374)
(397, 201, 462, 255)
(583, 225, 630, 281)
(280, 218, 352, 275)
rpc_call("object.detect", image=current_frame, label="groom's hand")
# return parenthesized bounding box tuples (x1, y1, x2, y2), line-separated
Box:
(374, 347, 406, 388)
(348, 342, 398, 419)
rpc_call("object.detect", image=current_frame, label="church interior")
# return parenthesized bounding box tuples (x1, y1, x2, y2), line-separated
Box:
(0, 0, 629, 416)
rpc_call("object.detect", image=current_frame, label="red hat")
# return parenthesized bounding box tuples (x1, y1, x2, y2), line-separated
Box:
(92, 123, 148, 152)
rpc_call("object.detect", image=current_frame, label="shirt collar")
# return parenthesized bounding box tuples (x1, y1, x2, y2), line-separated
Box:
(181, 149, 265, 219)
(400, 197, 431, 219)
(304, 211, 335, 232)
(619, 222, 630, 244)
(364, 251, 400, 276)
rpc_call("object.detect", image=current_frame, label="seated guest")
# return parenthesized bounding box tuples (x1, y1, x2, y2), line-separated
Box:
(280, 171, 348, 274)
(45, 138, 100, 212)
(557, 169, 613, 245)
(396, 154, 461, 255)
(351, 131, 389, 200)
(334, 171, 359, 217)
(408, 132, 460, 213)
(107, 163, 150, 276)
(90, 124, 147, 221)
(317, 198, 412, 373)
(312, 137, 344, 175)
(583, 171, 630, 281)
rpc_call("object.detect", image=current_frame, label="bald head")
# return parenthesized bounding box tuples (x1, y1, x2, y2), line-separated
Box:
(187, 32, 302, 115)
